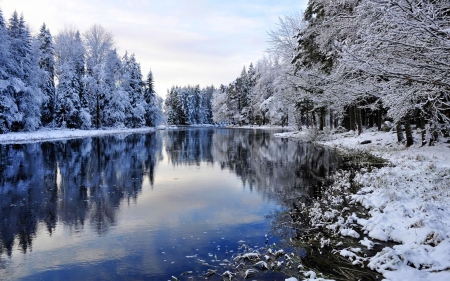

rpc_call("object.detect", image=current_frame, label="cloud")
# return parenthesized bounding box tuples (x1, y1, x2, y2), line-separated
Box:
(0, 0, 308, 97)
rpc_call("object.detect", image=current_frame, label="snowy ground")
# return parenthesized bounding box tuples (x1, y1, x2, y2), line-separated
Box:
(1, 126, 448, 280)
(275, 128, 450, 281)
(0, 127, 160, 144)
(227, 124, 296, 130)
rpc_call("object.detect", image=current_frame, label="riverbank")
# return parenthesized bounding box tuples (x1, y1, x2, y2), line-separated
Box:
(275, 128, 450, 281)
(0, 127, 166, 144)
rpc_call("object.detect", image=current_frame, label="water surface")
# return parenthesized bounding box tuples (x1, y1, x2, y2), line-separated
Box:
(0, 128, 337, 280)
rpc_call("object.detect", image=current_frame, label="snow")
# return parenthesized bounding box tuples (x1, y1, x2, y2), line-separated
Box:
(360, 237, 375, 250)
(276, 128, 450, 281)
(230, 124, 296, 131)
(340, 228, 360, 238)
(0, 127, 156, 144)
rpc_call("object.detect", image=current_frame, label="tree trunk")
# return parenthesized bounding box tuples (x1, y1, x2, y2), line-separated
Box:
(96, 94, 100, 129)
(361, 108, 366, 127)
(404, 113, 414, 147)
(414, 110, 421, 129)
(356, 107, 362, 135)
(368, 110, 374, 128)
(349, 106, 355, 131)
(312, 112, 317, 128)
(343, 108, 349, 130)
(420, 115, 426, 146)
(319, 107, 325, 131)
(396, 121, 404, 143)
(377, 109, 382, 131)
(305, 112, 309, 128)
(329, 110, 333, 130)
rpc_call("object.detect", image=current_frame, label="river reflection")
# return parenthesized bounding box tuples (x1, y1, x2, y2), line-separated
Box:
(0, 128, 338, 280)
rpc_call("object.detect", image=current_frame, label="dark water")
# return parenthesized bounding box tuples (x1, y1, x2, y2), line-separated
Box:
(0, 128, 338, 280)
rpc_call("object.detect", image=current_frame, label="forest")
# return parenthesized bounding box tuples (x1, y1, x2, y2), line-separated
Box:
(0, 9, 164, 134)
(167, 0, 450, 147)
(1, 0, 449, 148)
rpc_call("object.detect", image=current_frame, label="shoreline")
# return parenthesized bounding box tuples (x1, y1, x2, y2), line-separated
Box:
(275, 128, 450, 281)
(0, 127, 163, 145)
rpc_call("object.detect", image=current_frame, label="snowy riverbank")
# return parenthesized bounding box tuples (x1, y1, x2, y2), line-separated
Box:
(0, 127, 164, 144)
(275, 129, 450, 281)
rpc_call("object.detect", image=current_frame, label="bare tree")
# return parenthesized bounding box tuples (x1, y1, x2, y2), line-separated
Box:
(84, 24, 114, 70)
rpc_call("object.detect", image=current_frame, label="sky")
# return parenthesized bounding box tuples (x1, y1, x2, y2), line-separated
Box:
(0, 0, 308, 98)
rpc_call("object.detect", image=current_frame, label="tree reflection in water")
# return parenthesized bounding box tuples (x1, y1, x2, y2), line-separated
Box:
(164, 128, 338, 202)
(0, 133, 163, 255)
(0, 128, 344, 280)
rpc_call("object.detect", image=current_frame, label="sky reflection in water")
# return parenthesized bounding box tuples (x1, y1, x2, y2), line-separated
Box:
(0, 128, 337, 280)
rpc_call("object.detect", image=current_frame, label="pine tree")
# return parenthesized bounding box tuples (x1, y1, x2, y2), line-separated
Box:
(38, 23, 56, 126)
(6, 12, 42, 131)
(0, 8, 20, 133)
(122, 53, 145, 128)
(102, 49, 127, 127)
(55, 63, 81, 128)
(165, 87, 185, 125)
(143, 70, 161, 127)
(54, 28, 86, 128)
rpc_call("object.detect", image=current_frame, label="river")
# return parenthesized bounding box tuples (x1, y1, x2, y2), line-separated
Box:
(0, 128, 338, 280)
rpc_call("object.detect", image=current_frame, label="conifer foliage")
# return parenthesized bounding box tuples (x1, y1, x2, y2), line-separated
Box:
(0, 8, 164, 134)
(164, 85, 213, 125)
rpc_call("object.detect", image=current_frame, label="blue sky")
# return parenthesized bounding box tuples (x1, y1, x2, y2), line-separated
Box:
(0, 0, 308, 97)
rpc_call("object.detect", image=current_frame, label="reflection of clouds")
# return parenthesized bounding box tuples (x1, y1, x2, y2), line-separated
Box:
(121, 162, 271, 231)
(4, 152, 272, 279)
(0, 128, 337, 280)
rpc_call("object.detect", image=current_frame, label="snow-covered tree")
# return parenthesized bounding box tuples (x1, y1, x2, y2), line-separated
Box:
(212, 85, 229, 124)
(54, 63, 82, 128)
(6, 11, 43, 131)
(101, 49, 127, 127)
(340, 0, 450, 143)
(54, 27, 89, 128)
(84, 24, 114, 128)
(37, 23, 56, 126)
(0, 8, 20, 133)
(144, 70, 164, 127)
(164, 85, 213, 125)
(121, 53, 146, 128)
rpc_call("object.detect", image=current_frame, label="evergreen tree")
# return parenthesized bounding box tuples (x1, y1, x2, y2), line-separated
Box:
(73, 31, 91, 129)
(165, 87, 185, 125)
(54, 28, 86, 128)
(102, 49, 128, 127)
(37, 23, 56, 126)
(0, 8, 20, 133)
(84, 24, 114, 128)
(7, 12, 42, 131)
(122, 53, 145, 128)
(143, 70, 163, 127)
(55, 63, 81, 128)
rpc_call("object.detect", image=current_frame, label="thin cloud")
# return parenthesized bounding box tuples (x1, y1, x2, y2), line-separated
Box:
(1, 0, 308, 96)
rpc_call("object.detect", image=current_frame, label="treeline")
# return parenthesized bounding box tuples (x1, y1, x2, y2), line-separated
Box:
(0, 9, 164, 134)
(164, 85, 214, 125)
(212, 1, 450, 146)
(211, 14, 302, 127)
